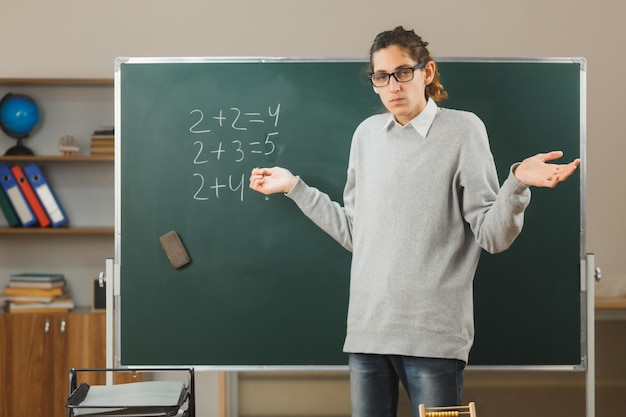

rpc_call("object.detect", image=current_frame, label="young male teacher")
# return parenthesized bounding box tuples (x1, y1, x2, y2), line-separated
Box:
(249, 26, 580, 417)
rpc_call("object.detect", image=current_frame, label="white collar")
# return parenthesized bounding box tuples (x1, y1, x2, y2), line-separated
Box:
(382, 98, 438, 137)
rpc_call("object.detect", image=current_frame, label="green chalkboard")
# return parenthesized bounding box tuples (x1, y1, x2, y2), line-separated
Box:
(116, 58, 584, 367)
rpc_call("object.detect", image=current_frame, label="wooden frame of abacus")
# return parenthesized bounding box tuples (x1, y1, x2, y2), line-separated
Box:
(418, 402, 477, 417)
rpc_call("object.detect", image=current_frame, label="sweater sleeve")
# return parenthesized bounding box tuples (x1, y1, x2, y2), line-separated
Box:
(285, 173, 354, 252)
(476, 165, 531, 253)
(460, 126, 532, 254)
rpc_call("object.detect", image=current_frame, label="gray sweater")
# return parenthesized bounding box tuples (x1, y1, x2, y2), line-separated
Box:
(286, 104, 531, 363)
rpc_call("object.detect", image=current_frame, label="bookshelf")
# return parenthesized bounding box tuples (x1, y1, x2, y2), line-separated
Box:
(0, 155, 114, 235)
(0, 78, 114, 309)
(0, 78, 116, 417)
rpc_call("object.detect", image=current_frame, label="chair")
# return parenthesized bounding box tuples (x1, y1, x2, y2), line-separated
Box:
(418, 402, 477, 417)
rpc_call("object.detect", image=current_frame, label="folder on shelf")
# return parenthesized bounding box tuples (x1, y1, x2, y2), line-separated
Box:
(0, 163, 36, 227)
(23, 163, 68, 227)
(0, 185, 20, 227)
(11, 164, 51, 228)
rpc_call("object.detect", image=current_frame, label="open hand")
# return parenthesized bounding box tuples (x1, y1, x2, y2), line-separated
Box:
(514, 151, 580, 188)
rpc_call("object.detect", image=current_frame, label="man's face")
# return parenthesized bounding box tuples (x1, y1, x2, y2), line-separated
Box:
(371, 44, 434, 126)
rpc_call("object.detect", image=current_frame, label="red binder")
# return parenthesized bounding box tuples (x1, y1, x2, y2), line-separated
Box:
(10, 165, 51, 228)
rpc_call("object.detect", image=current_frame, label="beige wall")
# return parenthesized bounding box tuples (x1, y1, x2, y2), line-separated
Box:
(3, 0, 624, 296)
(2, 1, 625, 416)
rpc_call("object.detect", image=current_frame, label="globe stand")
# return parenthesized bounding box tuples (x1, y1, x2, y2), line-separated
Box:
(4, 139, 34, 156)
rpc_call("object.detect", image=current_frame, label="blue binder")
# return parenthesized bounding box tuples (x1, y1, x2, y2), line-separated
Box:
(23, 163, 68, 227)
(0, 163, 36, 227)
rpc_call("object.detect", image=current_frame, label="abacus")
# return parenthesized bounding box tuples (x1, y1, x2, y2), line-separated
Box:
(418, 402, 477, 417)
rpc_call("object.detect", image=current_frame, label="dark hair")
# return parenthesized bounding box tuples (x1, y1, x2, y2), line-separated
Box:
(369, 26, 448, 102)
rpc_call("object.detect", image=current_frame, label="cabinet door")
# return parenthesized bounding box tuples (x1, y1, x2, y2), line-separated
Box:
(5, 313, 69, 417)
(4, 312, 136, 417)
(66, 313, 106, 384)
(54, 313, 108, 417)
(52, 315, 71, 417)
(65, 313, 140, 385)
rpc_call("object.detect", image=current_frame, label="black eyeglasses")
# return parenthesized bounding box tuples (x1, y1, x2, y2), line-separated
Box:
(368, 61, 427, 87)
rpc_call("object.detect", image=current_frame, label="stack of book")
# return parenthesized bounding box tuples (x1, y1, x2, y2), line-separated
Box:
(1, 273, 74, 313)
(90, 126, 114, 157)
(0, 162, 68, 228)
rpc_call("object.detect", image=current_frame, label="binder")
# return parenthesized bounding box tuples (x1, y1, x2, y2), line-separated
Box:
(0, 163, 35, 227)
(11, 164, 51, 228)
(23, 163, 68, 227)
(0, 185, 20, 226)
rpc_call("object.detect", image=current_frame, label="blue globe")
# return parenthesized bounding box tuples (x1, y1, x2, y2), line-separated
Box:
(0, 93, 40, 139)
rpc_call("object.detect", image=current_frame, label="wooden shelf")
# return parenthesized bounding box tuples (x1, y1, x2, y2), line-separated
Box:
(0, 227, 113, 235)
(596, 297, 626, 310)
(0, 155, 113, 162)
(0, 78, 113, 87)
(0, 155, 113, 235)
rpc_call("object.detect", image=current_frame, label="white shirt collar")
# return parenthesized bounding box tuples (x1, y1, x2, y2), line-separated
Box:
(382, 98, 438, 137)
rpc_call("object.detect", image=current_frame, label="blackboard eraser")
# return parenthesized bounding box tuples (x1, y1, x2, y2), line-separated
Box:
(159, 231, 190, 269)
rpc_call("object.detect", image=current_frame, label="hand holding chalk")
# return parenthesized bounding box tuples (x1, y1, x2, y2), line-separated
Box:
(249, 167, 298, 195)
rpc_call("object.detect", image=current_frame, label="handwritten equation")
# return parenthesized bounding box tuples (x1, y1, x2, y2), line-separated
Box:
(189, 104, 280, 202)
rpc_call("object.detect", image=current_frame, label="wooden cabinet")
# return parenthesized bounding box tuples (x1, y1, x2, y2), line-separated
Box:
(0, 311, 108, 417)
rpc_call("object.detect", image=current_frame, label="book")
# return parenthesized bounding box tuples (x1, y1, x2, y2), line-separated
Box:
(91, 138, 114, 145)
(1, 294, 60, 303)
(90, 146, 114, 155)
(7, 279, 66, 289)
(91, 138, 114, 144)
(5, 296, 74, 313)
(11, 164, 51, 227)
(91, 126, 114, 141)
(91, 135, 114, 141)
(92, 125, 114, 135)
(90, 126, 114, 156)
(90, 138, 114, 156)
(0, 185, 20, 227)
(10, 272, 65, 282)
(2, 286, 65, 297)
(7, 307, 70, 314)
(9, 273, 66, 289)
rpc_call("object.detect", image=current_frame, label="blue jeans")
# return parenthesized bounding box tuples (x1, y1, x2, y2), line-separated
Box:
(349, 353, 465, 417)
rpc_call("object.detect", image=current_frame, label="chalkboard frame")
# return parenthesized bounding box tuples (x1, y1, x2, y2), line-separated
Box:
(113, 57, 587, 370)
